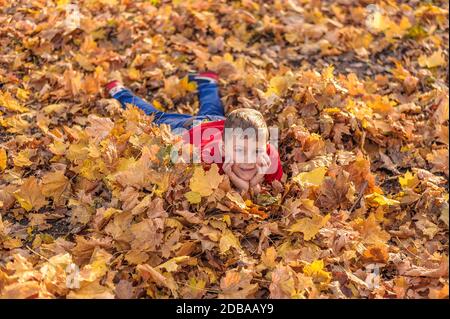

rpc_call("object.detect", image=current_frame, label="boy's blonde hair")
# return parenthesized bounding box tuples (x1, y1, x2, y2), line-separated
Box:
(224, 108, 269, 140)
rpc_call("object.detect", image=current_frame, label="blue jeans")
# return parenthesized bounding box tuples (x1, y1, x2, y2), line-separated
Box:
(112, 82, 226, 131)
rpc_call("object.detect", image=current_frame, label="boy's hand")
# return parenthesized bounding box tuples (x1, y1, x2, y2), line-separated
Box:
(251, 184, 262, 196)
(223, 162, 249, 193)
(249, 153, 271, 188)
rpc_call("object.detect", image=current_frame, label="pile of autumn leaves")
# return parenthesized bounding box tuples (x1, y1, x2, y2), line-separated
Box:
(1, 69, 448, 298)
(0, 0, 449, 299)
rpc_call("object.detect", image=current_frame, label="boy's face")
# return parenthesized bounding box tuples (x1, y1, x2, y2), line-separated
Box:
(224, 134, 267, 181)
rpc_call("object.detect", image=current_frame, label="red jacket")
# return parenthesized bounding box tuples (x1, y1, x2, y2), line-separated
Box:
(182, 120, 283, 183)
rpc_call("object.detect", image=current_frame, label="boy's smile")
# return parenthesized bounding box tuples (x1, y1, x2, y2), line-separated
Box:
(232, 163, 258, 181)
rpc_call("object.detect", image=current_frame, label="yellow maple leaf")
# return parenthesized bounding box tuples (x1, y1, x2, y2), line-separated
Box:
(66, 143, 89, 163)
(223, 52, 234, 63)
(150, 171, 171, 197)
(185, 191, 202, 204)
(321, 65, 335, 81)
(48, 140, 67, 156)
(418, 50, 447, 68)
(0, 114, 30, 134)
(157, 256, 190, 272)
(0, 91, 30, 113)
(293, 166, 327, 187)
(128, 67, 141, 81)
(219, 229, 242, 254)
(384, 16, 412, 39)
(186, 277, 206, 298)
(366, 95, 396, 113)
(288, 213, 330, 241)
(13, 149, 34, 167)
(265, 73, 295, 97)
(42, 103, 67, 115)
(14, 177, 47, 212)
(79, 158, 107, 181)
(390, 60, 411, 80)
(152, 99, 164, 111)
(180, 76, 197, 92)
(398, 171, 419, 190)
(365, 192, 400, 207)
(3, 237, 23, 250)
(351, 213, 391, 245)
(16, 88, 30, 101)
(56, 0, 70, 9)
(74, 53, 95, 71)
(79, 248, 112, 283)
(188, 164, 223, 197)
(303, 260, 331, 284)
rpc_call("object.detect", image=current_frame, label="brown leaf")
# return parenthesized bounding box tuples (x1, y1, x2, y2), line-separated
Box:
(219, 270, 258, 299)
(13, 177, 47, 212)
(41, 170, 70, 203)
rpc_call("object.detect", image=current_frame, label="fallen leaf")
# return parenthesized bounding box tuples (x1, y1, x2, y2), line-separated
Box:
(14, 177, 47, 212)
(293, 166, 328, 187)
(289, 214, 331, 241)
(418, 50, 447, 68)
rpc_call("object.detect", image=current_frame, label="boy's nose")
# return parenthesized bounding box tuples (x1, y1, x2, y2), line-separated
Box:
(244, 152, 258, 164)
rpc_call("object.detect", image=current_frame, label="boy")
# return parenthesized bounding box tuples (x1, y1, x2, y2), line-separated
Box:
(105, 72, 283, 193)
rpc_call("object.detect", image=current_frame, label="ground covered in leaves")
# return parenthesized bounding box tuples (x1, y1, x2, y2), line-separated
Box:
(0, 0, 448, 299)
